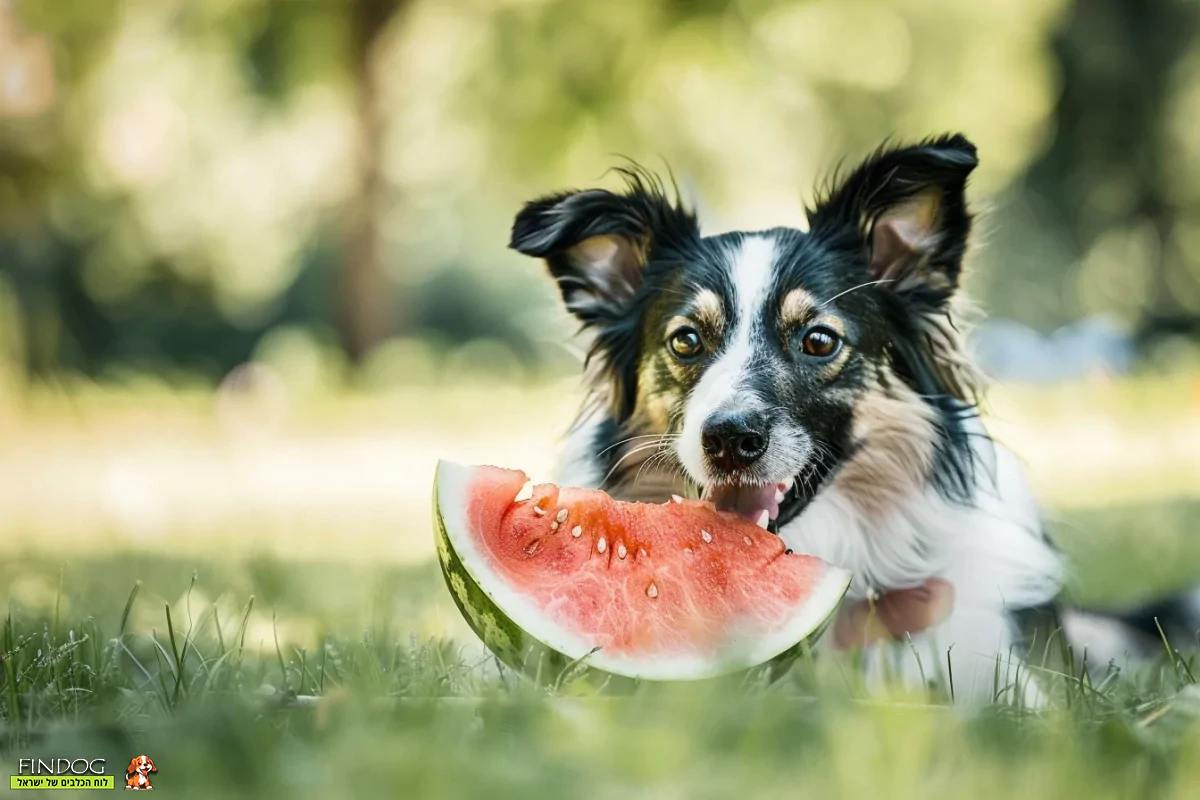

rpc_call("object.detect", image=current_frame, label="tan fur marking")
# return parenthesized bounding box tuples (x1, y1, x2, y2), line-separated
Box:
(606, 407, 687, 502)
(572, 235, 622, 265)
(918, 308, 982, 404)
(812, 313, 846, 337)
(665, 316, 696, 337)
(818, 341, 852, 381)
(780, 288, 816, 327)
(601, 353, 686, 501)
(692, 289, 724, 333)
(636, 355, 676, 431)
(834, 372, 939, 518)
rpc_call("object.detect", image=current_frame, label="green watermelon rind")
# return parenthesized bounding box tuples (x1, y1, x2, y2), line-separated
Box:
(433, 481, 571, 681)
(432, 460, 852, 684)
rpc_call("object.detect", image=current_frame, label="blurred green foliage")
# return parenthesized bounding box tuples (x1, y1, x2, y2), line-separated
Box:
(1, 0, 1199, 386)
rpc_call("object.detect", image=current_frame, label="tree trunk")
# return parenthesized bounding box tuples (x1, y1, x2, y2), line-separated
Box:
(1023, 0, 1198, 344)
(340, 0, 405, 365)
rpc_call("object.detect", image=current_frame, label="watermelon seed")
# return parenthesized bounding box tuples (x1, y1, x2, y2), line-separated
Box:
(597, 537, 607, 554)
(571, 525, 582, 538)
(756, 510, 770, 529)
(684, 548, 693, 557)
(701, 530, 712, 543)
(532, 505, 546, 517)
(556, 509, 568, 523)
(671, 494, 683, 504)
(646, 583, 659, 599)
(617, 543, 628, 559)
(785, 548, 793, 555)
(550, 521, 559, 531)
(524, 541, 540, 555)
(743, 536, 752, 546)
(638, 547, 648, 559)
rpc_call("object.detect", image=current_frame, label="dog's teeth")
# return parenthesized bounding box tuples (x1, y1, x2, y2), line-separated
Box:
(514, 481, 534, 502)
(782, 477, 794, 491)
(756, 510, 770, 529)
(775, 489, 785, 503)
(671, 494, 683, 504)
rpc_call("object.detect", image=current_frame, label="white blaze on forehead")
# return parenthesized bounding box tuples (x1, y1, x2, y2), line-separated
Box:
(678, 235, 777, 483)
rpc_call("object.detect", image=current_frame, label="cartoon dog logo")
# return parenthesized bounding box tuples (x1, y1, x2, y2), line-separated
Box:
(124, 755, 156, 790)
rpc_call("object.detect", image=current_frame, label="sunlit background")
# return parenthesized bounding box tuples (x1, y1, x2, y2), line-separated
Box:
(6, 2, 1200, 795)
(2, 0, 1200, 659)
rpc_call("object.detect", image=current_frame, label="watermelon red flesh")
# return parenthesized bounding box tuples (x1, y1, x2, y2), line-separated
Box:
(438, 461, 851, 680)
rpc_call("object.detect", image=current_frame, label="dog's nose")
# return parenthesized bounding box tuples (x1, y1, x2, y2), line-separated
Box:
(701, 412, 769, 471)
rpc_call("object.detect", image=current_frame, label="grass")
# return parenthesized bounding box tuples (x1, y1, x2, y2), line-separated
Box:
(3, 503, 1200, 799)
(1, 377, 1199, 797)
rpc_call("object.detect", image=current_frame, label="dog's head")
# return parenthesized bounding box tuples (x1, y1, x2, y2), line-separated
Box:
(511, 135, 983, 525)
(126, 756, 156, 777)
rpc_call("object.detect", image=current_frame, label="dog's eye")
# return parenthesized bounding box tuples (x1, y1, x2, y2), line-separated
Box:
(799, 326, 841, 359)
(667, 327, 704, 361)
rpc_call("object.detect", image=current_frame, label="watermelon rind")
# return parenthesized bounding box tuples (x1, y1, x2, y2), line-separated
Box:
(433, 460, 851, 683)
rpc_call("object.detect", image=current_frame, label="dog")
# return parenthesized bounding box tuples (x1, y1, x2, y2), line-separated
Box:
(509, 134, 1197, 702)
(125, 755, 156, 790)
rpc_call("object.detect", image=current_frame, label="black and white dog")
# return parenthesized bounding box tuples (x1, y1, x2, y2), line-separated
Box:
(509, 134, 1194, 701)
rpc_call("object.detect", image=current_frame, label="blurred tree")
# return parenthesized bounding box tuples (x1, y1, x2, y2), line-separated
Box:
(341, 0, 410, 365)
(16, 0, 1195, 381)
(1022, 0, 1200, 344)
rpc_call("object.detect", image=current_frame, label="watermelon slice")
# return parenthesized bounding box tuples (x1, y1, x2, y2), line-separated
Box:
(433, 461, 852, 682)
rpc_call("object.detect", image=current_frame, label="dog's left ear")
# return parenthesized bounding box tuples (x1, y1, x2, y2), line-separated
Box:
(808, 134, 978, 305)
(510, 173, 696, 326)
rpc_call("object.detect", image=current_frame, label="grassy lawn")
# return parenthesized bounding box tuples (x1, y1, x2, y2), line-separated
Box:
(2, 376, 1200, 798)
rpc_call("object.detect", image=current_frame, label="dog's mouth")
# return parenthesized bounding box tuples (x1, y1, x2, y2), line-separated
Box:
(693, 459, 838, 534)
(700, 478, 794, 529)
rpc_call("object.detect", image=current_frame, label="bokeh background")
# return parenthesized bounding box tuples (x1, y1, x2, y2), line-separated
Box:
(5, 2, 1200, 797)
(2, 0, 1200, 683)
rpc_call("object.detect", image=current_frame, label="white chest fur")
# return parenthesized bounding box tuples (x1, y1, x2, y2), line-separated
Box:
(779, 435, 1061, 611)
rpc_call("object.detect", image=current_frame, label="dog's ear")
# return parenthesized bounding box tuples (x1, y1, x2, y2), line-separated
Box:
(148, 760, 157, 773)
(808, 134, 978, 306)
(510, 172, 696, 326)
(126, 759, 139, 775)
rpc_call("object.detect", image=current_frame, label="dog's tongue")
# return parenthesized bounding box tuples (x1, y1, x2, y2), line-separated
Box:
(702, 480, 791, 528)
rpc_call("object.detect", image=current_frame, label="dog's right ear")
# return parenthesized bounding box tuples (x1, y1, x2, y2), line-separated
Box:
(510, 173, 696, 326)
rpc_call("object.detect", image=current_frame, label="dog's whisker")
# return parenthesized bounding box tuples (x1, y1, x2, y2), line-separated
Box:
(818, 278, 895, 307)
(602, 436, 680, 487)
(596, 433, 678, 458)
